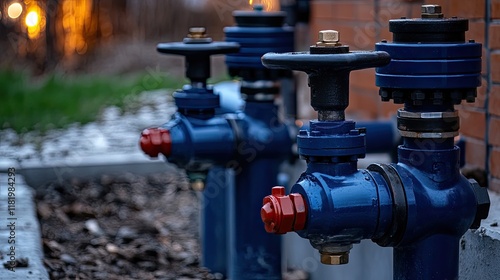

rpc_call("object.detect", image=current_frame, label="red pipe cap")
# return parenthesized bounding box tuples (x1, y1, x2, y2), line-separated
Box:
(140, 128, 172, 158)
(261, 186, 307, 234)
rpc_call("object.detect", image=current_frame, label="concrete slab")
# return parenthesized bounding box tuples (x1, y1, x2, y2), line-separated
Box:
(18, 152, 170, 188)
(0, 174, 48, 280)
(459, 190, 500, 279)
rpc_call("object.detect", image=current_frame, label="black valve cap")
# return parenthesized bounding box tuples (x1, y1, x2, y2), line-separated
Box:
(157, 41, 240, 86)
(261, 51, 390, 113)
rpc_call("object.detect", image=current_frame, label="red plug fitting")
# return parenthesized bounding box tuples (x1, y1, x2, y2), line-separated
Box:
(261, 186, 307, 234)
(140, 128, 172, 158)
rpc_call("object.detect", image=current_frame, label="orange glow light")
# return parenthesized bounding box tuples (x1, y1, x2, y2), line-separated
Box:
(25, 10, 39, 27)
(248, 0, 279, 11)
(24, 1, 45, 39)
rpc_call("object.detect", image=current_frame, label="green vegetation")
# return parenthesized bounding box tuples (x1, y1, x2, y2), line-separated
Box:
(0, 70, 188, 133)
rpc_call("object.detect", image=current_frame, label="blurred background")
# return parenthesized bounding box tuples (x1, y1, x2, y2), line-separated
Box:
(0, 0, 254, 74)
(0, 0, 292, 134)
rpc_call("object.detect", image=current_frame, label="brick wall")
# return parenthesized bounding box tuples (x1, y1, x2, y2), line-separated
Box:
(309, 0, 500, 193)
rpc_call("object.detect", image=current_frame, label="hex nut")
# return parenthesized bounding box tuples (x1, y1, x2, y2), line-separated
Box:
(261, 187, 295, 234)
(318, 30, 339, 43)
(469, 179, 490, 229)
(188, 27, 207, 38)
(320, 252, 349, 265)
(421, 5, 441, 14)
(421, 4, 443, 18)
(290, 193, 307, 230)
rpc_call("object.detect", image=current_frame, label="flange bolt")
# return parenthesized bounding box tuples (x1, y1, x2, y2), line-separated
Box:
(316, 30, 341, 47)
(261, 186, 307, 234)
(187, 27, 207, 39)
(421, 4, 443, 18)
(140, 128, 172, 158)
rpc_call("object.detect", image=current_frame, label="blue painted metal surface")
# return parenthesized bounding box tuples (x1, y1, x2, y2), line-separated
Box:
(229, 158, 283, 280)
(227, 101, 292, 280)
(390, 140, 477, 279)
(160, 113, 235, 169)
(158, 101, 292, 279)
(357, 119, 399, 155)
(142, 14, 296, 278)
(291, 157, 394, 246)
(201, 167, 231, 275)
(375, 42, 482, 89)
(224, 27, 294, 69)
(259, 11, 490, 280)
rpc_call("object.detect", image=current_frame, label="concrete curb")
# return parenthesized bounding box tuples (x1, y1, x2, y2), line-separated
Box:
(17, 153, 170, 189)
(0, 173, 49, 279)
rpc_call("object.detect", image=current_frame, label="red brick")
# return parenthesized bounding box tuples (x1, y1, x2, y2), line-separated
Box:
(346, 89, 379, 120)
(462, 77, 487, 109)
(489, 24, 500, 49)
(311, 1, 374, 22)
(491, 52, 500, 83)
(467, 21, 485, 45)
(488, 116, 500, 146)
(377, 1, 409, 22)
(489, 85, 500, 116)
(492, 0, 500, 19)
(331, 2, 356, 21)
(489, 147, 500, 179)
(351, 69, 377, 90)
(489, 176, 500, 193)
(311, 1, 333, 19)
(465, 137, 487, 169)
(379, 26, 392, 42)
(449, 0, 485, 19)
(409, 3, 425, 18)
(482, 47, 488, 75)
(355, 3, 376, 22)
(380, 102, 401, 118)
(459, 108, 486, 139)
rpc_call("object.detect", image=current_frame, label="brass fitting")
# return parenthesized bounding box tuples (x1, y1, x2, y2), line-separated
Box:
(421, 4, 444, 18)
(191, 179, 205, 191)
(316, 30, 342, 47)
(188, 27, 207, 39)
(320, 251, 349, 265)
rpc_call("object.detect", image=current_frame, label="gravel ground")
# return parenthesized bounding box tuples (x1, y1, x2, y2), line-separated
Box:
(0, 90, 176, 164)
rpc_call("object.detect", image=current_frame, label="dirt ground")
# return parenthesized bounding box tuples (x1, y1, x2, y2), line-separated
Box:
(36, 169, 217, 280)
(35, 169, 308, 280)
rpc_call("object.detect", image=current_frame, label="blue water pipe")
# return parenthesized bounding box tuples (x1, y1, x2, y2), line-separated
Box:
(260, 5, 490, 280)
(140, 6, 296, 279)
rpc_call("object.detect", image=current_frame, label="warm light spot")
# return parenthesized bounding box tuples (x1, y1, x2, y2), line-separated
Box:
(248, 0, 279, 11)
(24, 3, 45, 39)
(61, 0, 95, 56)
(295, 119, 304, 128)
(25, 11, 39, 27)
(7, 2, 23, 19)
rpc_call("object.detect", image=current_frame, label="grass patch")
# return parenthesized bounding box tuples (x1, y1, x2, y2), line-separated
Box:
(0, 70, 188, 133)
